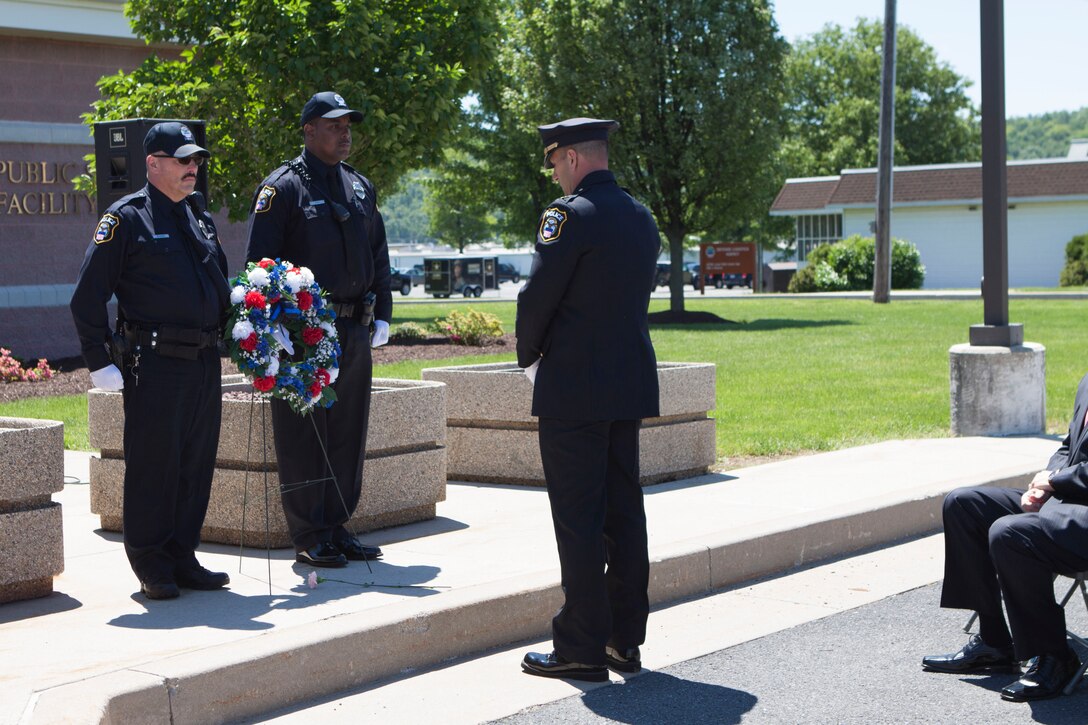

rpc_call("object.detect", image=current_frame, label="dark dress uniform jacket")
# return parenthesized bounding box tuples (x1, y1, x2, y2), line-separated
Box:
(516, 170, 660, 421)
(1046, 372, 1088, 505)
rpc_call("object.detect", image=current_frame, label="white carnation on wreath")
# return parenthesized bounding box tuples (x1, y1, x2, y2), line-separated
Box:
(223, 258, 341, 415)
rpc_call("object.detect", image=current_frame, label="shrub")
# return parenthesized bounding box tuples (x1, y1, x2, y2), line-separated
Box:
(391, 322, 429, 340)
(786, 235, 925, 292)
(432, 309, 504, 346)
(0, 347, 54, 383)
(1059, 233, 1088, 286)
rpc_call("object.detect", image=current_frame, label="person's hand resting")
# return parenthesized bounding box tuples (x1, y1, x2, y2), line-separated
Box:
(90, 364, 124, 391)
(1021, 469, 1055, 512)
(371, 319, 389, 348)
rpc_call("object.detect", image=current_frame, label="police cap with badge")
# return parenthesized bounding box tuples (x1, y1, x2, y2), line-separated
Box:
(144, 122, 210, 160)
(537, 117, 619, 169)
(300, 91, 364, 127)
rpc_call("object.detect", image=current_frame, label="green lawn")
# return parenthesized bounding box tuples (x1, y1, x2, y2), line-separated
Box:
(5, 297, 1084, 458)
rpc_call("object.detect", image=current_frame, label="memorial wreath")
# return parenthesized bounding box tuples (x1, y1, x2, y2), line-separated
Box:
(224, 258, 341, 415)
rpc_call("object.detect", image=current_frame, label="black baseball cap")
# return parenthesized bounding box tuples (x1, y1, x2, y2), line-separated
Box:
(143, 122, 210, 158)
(300, 92, 364, 127)
(538, 117, 619, 168)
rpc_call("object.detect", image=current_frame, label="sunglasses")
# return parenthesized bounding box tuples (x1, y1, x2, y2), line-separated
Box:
(152, 154, 205, 167)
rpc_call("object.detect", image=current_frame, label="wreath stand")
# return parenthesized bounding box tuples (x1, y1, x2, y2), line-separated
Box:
(237, 394, 372, 596)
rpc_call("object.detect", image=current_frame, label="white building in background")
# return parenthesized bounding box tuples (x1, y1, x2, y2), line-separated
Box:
(770, 147, 1088, 289)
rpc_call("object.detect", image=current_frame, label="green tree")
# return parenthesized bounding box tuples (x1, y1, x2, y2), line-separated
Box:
(423, 150, 497, 253)
(460, 0, 787, 313)
(1007, 108, 1088, 160)
(85, 0, 497, 219)
(782, 19, 980, 178)
(383, 171, 436, 246)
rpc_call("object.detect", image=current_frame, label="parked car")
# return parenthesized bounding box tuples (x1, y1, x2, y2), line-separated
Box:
(655, 262, 693, 289)
(692, 265, 752, 289)
(497, 262, 521, 284)
(390, 267, 413, 295)
(407, 264, 425, 287)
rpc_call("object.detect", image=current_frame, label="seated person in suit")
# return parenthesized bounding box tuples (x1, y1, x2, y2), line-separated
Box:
(922, 373, 1088, 701)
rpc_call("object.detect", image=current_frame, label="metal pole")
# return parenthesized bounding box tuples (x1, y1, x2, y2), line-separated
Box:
(970, 0, 1022, 345)
(873, 0, 896, 303)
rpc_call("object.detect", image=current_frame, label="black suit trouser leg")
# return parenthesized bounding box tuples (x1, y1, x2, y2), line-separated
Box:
(539, 417, 649, 665)
(121, 349, 221, 581)
(271, 318, 372, 550)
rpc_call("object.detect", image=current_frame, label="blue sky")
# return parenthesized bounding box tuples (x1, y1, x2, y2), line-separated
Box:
(772, 0, 1088, 117)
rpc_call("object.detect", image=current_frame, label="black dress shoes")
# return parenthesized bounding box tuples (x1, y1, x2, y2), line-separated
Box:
(333, 535, 383, 561)
(522, 651, 609, 682)
(1001, 648, 1081, 702)
(922, 634, 1018, 674)
(605, 645, 642, 673)
(176, 566, 230, 590)
(140, 580, 180, 600)
(295, 542, 348, 568)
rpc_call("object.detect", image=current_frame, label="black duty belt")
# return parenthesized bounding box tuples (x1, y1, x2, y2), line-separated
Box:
(123, 322, 219, 360)
(330, 300, 374, 326)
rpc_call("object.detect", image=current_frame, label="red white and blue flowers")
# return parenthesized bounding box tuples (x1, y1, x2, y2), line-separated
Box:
(224, 258, 340, 414)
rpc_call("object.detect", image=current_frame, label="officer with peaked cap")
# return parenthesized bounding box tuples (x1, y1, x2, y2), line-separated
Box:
(517, 117, 661, 682)
(71, 121, 231, 600)
(246, 91, 392, 568)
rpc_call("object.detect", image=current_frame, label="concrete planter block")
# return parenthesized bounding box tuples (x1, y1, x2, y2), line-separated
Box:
(950, 343, 1046, 436)
(88, 376, 447, 547)
(421, 361, 716, 485)
(0, 417, 65, 604)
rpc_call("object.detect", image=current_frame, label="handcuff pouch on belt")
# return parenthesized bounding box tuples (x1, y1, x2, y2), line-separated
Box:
(330, 291, 377, 327)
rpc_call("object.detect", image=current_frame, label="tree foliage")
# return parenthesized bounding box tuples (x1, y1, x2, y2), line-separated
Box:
(1007, 107, 1088, 160)
(1059, 232, 1088, 287)
(382, 171, 435, 246)
(782, 19, 980, 178)
(424, 148, 497, 253)
(459, 0, 788, 312)
(787, 235, 924, 292)
(85, 0, 497, 219)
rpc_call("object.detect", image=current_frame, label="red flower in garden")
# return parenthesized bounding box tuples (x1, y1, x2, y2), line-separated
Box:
(253, 376, 276, 392)
(296, 290, 313, 310)
(244, 291, 267, 309)
(258, 258, 275, 269)
(239, 332, 258, 352)
(302, 327, 324, 345)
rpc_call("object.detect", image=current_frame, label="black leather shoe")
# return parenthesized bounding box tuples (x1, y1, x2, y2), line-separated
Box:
(521, 651, 608, 682)
(1001, 648, 1080, 702)
(176, 566, 230, 590)
(922, 634, 1018, 674)
(140, 580, 180, 600)
(333, 535, 383, 561)
(605, 645, 642, 673)
(295, 542, 348, 568)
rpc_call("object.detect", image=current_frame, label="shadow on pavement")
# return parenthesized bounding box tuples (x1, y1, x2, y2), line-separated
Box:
(579, 671, 756, 724)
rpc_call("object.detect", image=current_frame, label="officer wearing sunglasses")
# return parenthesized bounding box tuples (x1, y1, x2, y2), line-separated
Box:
(71, 121, 231, 601)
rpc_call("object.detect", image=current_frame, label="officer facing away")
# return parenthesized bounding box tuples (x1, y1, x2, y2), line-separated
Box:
(71, 122, 231, 600)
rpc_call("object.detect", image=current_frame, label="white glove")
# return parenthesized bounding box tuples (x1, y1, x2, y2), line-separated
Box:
(371, 319, 390, 348)
(90, 364, 124, 391)
(524, 359, 540, 385)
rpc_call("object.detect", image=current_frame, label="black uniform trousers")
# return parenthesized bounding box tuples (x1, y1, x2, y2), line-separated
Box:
(940, 485, 1088, 660)
(121, 348, 221, 582)
(538, 417, 650, 666)
(270, 316, 373, 551)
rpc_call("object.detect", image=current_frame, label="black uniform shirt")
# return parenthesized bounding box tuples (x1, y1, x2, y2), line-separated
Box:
(246, 148, 392, 323)
(516, 169, 661, 421)
(70, 183, 228, 371)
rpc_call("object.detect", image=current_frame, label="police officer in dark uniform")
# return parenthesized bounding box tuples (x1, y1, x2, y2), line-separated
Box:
(922, 372, 1088, 701)
(71, 122, 231, 600)
(517, 118, 660, 682)
(246, 91, 391, 568)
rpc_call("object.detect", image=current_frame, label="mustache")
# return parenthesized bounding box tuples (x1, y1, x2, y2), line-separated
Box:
(183, 172, 197, 180)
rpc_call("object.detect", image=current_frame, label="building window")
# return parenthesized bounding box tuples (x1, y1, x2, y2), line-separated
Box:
(795, 214, 842, 260)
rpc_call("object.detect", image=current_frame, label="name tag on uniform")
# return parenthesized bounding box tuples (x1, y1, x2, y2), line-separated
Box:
(308, 200, 325, 206)
(153, 233, 170, 239)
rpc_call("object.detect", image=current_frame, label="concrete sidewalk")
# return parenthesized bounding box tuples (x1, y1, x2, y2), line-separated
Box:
(1, 435, 1057, 724)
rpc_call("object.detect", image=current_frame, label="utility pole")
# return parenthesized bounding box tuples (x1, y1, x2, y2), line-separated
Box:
(873, 0, 896, 303)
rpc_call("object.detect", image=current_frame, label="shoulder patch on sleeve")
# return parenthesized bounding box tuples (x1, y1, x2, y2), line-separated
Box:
(538, 207, 568, 244)
(93, 213, 120, 244)
(254, 185, 276, 213)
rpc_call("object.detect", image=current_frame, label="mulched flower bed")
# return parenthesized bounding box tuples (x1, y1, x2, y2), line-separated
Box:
(0, 334, 516, 404)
